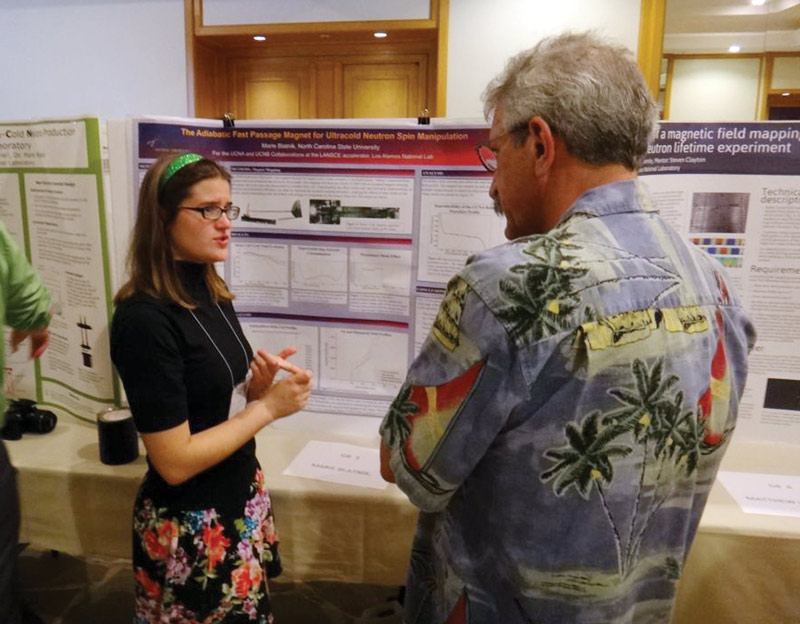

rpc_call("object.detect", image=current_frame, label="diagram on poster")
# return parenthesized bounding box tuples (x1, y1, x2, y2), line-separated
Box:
(233, 169, 415, 236)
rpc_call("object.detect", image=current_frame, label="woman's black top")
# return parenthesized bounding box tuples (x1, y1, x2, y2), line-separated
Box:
(110, 262, 256, 512)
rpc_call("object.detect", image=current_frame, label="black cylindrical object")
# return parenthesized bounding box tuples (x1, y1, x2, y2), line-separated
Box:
(97, 407, 139, 465)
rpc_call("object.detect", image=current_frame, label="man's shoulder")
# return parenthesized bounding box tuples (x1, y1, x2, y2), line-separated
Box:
(462, 235, 558, 276)
(455, 207, 748, 350)
(461, 228, 595, 291)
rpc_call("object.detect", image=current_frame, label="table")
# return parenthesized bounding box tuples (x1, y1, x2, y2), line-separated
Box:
(8, 418, 417, 586)
(7, 420, 800, 622)
(671, 438, 800, 623)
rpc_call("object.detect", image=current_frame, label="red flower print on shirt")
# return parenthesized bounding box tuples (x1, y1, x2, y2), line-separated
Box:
(697, 310, 729, 447)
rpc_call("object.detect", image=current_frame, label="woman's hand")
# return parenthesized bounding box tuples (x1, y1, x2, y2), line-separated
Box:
(142, 356, 313, 486)
(261, 368, 313, 422)
(247, 347, 298, 402)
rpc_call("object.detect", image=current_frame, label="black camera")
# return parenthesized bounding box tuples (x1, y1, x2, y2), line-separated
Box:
(1, 399, 57, 440)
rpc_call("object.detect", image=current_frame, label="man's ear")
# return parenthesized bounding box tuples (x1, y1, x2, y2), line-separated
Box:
(528, 116, 555, 175)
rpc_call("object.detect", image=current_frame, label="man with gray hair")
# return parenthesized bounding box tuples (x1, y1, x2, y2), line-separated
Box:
(380, 32, 755, 623)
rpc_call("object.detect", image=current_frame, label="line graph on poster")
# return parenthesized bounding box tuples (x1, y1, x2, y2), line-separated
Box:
(230, 243, 289, 288)
(349, 247, 412, 295)
(291, 245, 348, 292)
(430, 210, 506, 254)
(320, 327, 408, 396)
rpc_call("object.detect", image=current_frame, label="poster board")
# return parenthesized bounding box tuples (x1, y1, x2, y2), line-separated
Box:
(0, 117, 118, 421)
(639, 121, 800, 444)
(2, 115, 798, 447)
(129, 117, 499, 425)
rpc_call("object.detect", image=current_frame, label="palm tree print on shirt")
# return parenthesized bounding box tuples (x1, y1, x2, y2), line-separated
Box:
(384, 383, 416, 447)
(541, 357, 729, 579)
(497, 230, 589, 343)
(497, 224, 686, 346)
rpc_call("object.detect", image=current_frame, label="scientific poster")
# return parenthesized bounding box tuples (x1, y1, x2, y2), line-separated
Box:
(640, 121, 800, 444)
(132, 117, 500, 418)
(0, 118, 117, 420)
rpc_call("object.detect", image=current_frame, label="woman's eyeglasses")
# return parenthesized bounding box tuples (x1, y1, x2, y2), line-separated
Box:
(180, 205, 241, 220)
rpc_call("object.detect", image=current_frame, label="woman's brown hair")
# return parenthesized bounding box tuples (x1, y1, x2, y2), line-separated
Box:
(114, 153, 234, 308)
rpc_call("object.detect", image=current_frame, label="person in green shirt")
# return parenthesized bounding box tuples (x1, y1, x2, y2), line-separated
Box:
(0, 220, 51, 624)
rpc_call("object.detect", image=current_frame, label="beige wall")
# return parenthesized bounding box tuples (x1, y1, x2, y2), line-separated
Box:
(446, 0, 641, 119)
(668, 57, 762, 121)
(772, 56, 800, 90)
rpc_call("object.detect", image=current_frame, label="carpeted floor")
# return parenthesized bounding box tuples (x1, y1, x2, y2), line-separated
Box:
(19, 548, 403, 624)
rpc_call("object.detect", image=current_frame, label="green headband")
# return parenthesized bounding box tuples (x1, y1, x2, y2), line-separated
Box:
(160, 153, 203, 188)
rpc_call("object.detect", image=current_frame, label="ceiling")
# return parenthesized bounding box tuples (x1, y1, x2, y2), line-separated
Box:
(664, 0, 800, 52)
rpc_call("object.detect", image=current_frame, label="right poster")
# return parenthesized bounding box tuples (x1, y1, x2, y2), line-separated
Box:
(639, 121, 800, 445)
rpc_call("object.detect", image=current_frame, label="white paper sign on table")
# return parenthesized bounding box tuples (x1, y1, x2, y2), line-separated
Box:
(716, 471, 800, 518)
(283, 440, 388, 490)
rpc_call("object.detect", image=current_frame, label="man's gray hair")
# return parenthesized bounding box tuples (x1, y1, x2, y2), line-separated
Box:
(483, 32, 658, 170)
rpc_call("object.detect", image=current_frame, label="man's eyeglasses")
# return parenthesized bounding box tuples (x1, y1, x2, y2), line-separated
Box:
(475, 142, 499, 173)
(180, 205, 241, 221)
(475, 126, 528, 172)
(476, 130, 515, 173)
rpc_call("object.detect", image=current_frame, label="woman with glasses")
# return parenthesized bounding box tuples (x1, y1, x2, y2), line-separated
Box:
(111, 153, 312, 624)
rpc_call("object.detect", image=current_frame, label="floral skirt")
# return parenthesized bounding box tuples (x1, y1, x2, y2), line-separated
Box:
(132, 468, 281, 624)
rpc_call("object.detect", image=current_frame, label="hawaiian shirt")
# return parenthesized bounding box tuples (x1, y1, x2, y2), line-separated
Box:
(380, 180, 756, 624)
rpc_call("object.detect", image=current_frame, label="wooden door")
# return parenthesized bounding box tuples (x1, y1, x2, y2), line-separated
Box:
(224, 52, 429, 120)
(343, 61, 425, 118)
(767, 92, 800, 120)
(230, 57, 315, 119)
(187, 0, 449, 119)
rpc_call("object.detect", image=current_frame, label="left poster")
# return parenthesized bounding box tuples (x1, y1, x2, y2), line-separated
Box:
(0, 118, 118, 421)
(129, 115, 497, 423)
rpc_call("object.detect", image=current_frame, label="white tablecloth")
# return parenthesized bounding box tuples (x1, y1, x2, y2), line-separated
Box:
(8, 419, 416, 585)
(8, 420, 800, 621)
